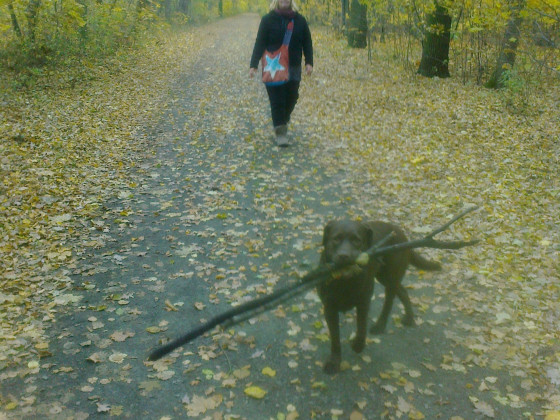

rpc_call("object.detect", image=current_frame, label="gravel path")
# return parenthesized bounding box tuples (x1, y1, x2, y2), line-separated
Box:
(3, 14, 544, 420)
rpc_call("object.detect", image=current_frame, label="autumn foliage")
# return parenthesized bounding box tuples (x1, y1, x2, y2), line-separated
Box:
(301, 0, 559, 85)
(0, 0, 267, 73)
(0, 5, 559, 420)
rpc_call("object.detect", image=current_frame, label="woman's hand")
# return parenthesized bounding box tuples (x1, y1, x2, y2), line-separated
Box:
(305, 64, 313, 76)
(249, 68, 258, 78)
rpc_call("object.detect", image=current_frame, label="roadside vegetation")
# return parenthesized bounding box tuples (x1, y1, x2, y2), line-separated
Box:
(1, 0, 559, 417)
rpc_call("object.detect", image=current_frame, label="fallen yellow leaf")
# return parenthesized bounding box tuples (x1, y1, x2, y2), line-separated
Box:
(27, 361, 39, 369)
(233, 366, 251, 379)
(5, 402, 18, 410)
(545, 412, 560, 420)
(262, 367, 276, 377)
(165, 299, 178, 311)
(146, 326, 161, 333)
(244, 386, 267, 399)
(350, 411, 364, 420)
(409, 410, 426, 420)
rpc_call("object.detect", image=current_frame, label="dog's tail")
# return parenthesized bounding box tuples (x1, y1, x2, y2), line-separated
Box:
(410, 251, 442, 271)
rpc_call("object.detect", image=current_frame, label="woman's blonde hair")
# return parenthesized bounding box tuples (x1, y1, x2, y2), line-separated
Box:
(269, 0, 299, 12)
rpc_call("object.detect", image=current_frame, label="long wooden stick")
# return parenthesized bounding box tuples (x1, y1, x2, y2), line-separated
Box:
(148, 232, 396, 361)
(373, 206, 479, 256)
(148, 207, 479, 361)
(148, 264, 334, 361)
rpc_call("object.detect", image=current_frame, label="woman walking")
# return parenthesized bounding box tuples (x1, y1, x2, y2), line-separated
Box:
(250, 0, 313, 147)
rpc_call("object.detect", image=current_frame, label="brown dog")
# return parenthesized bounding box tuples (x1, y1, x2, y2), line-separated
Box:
(318, 220, 441, 373)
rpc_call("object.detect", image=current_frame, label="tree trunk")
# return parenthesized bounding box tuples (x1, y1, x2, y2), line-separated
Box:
(178, 0, 189, 15)
(78, 0, 88, 43)
(25, 0, 42, 42)
(417, 2, 451, 78)
(341, 0, 347, 29)
(486, 0, 526, 88)
(163, 0, 172, 20)
(347, 0, 367, 48)
(8, 1, 23, 39)
(218, 0, 223, 17)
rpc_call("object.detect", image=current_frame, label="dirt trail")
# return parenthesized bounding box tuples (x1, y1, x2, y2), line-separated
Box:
(2, 14, 545, 419)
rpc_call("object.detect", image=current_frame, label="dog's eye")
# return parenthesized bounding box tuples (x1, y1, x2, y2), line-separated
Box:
(350, 236, 362, 246)
(332, 235, 343, 244)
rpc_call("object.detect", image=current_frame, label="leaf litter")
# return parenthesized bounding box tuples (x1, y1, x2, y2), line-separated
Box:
(1, 13, 559, 420)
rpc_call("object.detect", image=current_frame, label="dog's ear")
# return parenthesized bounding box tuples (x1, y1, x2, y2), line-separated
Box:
(360, 223, 375, 250)
(322, 221, 335, 247)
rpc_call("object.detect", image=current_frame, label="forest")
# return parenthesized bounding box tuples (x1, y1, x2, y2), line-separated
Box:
(1, 0, 559, 86)
(1, 0, 559, 418)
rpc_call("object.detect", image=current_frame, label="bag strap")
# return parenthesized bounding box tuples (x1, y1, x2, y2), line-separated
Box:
(282, 20, 294, 46)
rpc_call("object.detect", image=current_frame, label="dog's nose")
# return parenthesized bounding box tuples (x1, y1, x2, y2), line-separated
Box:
(334, 251, 353, 265)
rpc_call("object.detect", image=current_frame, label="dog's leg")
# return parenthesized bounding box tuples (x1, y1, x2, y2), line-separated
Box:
(370, 289, 396, 334)
(323, 305, 342, 374)
(396, 285, 415, 326)
(351, 301, 368, 353)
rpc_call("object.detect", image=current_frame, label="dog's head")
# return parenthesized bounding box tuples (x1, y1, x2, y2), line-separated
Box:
(322, 220, 373, 266)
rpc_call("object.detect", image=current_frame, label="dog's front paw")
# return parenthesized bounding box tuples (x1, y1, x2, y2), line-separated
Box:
(369, 322, 386, 335)
(351, 337, 365, 353)
(402, 315, 416, 327)
(323, 356, 341, 374)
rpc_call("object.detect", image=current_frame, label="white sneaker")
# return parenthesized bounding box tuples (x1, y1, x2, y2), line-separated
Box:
(274, 125, 289, 147)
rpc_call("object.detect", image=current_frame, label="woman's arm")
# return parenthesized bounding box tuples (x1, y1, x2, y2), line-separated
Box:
(250, 16, 269, 70)
(302, 17, 313, 69)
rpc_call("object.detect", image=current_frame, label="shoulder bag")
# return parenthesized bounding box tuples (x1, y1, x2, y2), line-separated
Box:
(261, 20, 294, 86)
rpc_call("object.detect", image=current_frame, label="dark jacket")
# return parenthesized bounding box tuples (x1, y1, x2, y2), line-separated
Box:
(250, 11, 313, 79)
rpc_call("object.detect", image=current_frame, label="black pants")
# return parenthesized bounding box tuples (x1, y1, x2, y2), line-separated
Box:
(265, 80, 300, 127)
